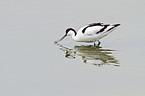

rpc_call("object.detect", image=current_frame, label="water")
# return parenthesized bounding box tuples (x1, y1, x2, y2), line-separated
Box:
(0, 0, 145, 96)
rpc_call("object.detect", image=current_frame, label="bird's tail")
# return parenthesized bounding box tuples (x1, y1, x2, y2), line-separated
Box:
(112, 24, 121, 27)
(106, 23, 120, 32)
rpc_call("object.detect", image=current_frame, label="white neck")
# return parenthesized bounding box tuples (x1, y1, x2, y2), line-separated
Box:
(68, 30, 76, 36)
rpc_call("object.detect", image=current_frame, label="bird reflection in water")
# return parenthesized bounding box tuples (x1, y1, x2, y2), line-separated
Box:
(56, 43, 119, 67)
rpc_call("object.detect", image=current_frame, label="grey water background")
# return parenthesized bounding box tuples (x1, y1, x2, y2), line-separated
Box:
(0, 0, 145, 96)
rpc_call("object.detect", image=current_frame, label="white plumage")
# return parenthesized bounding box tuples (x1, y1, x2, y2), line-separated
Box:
(55, 22, 120, 46)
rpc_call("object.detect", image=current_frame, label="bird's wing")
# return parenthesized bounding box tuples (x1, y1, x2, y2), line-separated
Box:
(83, 26, 104, 36)
(82, 23, 119, 36)
(83, 23, 110, 36)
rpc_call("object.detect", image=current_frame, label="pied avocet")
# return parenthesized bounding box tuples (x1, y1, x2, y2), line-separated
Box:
(55, 22, 120, 46)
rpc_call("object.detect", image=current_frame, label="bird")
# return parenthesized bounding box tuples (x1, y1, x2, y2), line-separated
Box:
(55, 22, 120, 46)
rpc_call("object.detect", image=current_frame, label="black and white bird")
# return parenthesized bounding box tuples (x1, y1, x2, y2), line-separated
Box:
(55, 22, 120, 46)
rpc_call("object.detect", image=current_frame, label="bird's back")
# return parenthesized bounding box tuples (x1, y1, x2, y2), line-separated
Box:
(73, 23, 120, 42)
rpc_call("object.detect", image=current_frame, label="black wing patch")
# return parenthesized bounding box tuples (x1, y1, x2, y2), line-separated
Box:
(82, 22, 103, 33)
(107, 24, 120, 32)
(96, 25, 109, 34)
(107, 27, 115, 32)
(88, 22, 103, 26)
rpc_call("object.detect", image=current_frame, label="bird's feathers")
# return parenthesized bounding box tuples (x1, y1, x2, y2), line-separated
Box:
(82, 23, 120, 36)
(82, 26, 103, 36)
(82, 22, 103, 33)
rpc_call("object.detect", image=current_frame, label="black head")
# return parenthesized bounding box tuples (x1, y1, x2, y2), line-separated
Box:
(55, 28, 76, 43)
(65, 28, 77, 36)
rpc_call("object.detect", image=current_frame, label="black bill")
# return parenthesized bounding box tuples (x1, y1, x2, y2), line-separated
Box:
(55, 34, 67, 43)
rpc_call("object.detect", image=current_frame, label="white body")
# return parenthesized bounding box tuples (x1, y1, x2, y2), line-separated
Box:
(69, 24, 118, 43)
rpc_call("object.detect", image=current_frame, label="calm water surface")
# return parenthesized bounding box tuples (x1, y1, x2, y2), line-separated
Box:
(0, 0, 145, 96)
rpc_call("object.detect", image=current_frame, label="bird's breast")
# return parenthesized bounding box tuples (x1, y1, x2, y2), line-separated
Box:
(73, 33, 98, 42)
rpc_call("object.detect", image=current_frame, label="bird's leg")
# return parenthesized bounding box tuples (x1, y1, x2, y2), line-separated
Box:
(97, 40, 101, 46)
(93, 43, 96, 46)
